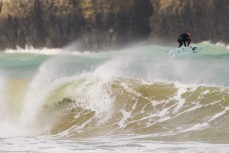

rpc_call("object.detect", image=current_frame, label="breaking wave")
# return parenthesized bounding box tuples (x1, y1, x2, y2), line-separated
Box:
(0, 42, 229, 144)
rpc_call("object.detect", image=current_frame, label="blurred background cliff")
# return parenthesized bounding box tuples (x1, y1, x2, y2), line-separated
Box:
(0, 0, 228, 50)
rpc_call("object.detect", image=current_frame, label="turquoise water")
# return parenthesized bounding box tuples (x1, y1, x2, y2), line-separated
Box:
(1, 42, 228, 85)
(0, 42, 229, 152)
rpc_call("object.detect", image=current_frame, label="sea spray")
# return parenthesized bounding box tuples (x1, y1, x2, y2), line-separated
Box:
(18, 54, 120, 136)
(0, 74, 8, 118)
(0, 42, 229, 152)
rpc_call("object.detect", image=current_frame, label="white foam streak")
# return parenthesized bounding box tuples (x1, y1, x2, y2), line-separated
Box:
(182, 123, 210, 132)
(208, 109, 227, 122)
(4, 45, 63, 55)
(119, 109, 131, 128)
(3, 45, 91, 55)
(173, 87, 187, 113)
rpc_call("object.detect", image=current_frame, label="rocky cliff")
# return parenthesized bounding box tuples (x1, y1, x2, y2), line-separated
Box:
(149, 0, 229, 44)
(0, 0, 228, 51)
(0, 0, 152, 50)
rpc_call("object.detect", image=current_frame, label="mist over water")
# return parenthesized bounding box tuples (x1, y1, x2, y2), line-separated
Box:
(0, 42, 229, 152)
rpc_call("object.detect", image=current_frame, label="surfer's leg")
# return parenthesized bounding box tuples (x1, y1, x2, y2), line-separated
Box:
(178, 39, 182, 47)
(187, 40, 191, 47)
(184, 41, 187, 47)
(178, 39, 183, 47)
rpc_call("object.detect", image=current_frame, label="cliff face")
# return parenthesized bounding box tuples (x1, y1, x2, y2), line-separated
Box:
(0, 0, 152, 50)
(149, 0, 229, 44)
(0, 0, 228, 51)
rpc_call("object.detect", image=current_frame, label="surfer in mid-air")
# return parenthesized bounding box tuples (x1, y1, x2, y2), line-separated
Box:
(167, 32, 200, 55)
(177, 32, 192, 48)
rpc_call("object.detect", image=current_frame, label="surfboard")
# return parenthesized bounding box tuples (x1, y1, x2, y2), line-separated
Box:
(167, 46, 201, 56)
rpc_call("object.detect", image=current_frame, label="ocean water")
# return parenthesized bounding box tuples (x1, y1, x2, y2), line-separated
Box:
(0, 42, 229, 153)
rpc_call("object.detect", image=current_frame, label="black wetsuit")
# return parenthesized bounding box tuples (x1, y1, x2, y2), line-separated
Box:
(177, 33, 191, 47)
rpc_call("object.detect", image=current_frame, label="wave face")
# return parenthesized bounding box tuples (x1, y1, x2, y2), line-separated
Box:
(47, 78, 229, 141)
(0, 42, 229, 152)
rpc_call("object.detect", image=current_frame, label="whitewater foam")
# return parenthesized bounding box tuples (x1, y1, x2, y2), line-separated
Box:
(3, 45, 92, 55)
(0, 43, 229, 152)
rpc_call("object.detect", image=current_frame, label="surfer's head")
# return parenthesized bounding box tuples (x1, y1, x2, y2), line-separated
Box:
(187, 32, 192, 36)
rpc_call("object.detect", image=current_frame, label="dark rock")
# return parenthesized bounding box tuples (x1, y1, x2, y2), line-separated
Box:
(0, 0, 228, 51)
(149, 0, 229, 45)
(0, 0, 152, 51)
